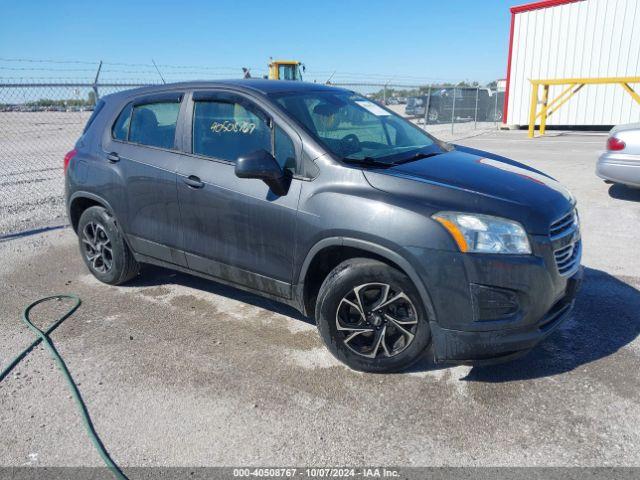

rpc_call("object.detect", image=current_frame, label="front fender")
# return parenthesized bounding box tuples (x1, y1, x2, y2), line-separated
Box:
(295, 236, 438, 323)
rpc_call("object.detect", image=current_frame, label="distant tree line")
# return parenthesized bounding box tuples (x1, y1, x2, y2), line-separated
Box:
(6, 91, 97, 108)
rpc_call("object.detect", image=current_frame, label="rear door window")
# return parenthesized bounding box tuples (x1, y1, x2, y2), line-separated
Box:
(129, 102, 180, 149)
(192, 98, 271, 162)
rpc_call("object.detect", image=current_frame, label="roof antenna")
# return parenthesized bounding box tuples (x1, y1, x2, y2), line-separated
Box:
(151, 59, 166, 84)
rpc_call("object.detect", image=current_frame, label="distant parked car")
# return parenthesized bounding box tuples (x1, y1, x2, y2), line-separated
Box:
(404, 96, 425, 117)
(427, 88, 488, 123)
(596, 123, 640, 187)
(405, 88, 497, 123)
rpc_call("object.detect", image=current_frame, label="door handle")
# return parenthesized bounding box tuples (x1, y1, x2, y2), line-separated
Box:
(183, 175, 204, 189)
(106, 152, 120, 163)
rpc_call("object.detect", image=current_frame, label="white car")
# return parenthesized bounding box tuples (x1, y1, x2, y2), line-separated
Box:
(596, 123, 640, 187)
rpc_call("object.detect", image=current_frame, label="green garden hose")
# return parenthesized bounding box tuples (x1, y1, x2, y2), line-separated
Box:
(0, 295, 128, 480)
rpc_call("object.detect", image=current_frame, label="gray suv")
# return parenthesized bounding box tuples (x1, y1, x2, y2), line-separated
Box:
(65, 80, 582, 373)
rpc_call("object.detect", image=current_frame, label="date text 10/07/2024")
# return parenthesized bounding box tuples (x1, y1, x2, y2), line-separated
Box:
(232, 468, 400, 478)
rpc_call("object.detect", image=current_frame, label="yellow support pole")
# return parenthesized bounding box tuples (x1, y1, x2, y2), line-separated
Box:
(620, 82, 640, 104)
(540, 84, 550, 136)
(527, 76, 640, 138)
(530, 76, 640, 85)
(535, 83, 575, 119)
(546, 84, 584, 118)
(528, 82, 539, 138)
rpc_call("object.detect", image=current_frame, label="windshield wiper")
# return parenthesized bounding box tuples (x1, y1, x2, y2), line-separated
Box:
(392, 151, 441, 165)
(341, 156, 394, 168)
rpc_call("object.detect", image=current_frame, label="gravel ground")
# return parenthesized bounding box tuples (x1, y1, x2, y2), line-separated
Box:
(0, 130, 639, 469)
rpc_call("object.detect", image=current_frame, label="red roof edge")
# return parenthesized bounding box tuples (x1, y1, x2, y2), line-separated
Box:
(502, 12, 517, 124)
(511, 0, 584, 14)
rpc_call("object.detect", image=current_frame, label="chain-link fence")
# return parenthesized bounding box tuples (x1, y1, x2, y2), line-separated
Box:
(0, 81, 156, 235)
(0, 79, 504, 237)
(330, 83, 504, 140)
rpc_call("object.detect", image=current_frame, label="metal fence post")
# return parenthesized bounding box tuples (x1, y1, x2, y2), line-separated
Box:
(92, 61, 102, 104)
(423, 85, 432, 128)
(474, 87, 479, 130)
(494, 90, 499, 129)
(451, 87, 456, 135)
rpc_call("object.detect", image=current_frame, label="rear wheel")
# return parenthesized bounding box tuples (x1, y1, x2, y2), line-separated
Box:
(77, 206, 139, 285)
(315, 258, 431, 373)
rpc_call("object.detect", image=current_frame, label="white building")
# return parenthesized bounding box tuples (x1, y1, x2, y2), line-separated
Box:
(503, 0, 640, 128)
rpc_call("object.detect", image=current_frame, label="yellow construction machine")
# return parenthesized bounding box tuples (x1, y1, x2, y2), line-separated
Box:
(243, 59, 305, 81)
(268, 59, 304, 80)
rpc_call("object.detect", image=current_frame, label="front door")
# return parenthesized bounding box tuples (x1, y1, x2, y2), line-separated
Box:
(176, 91, 302, 298)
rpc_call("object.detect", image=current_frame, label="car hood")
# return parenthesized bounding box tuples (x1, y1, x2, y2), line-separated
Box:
(362, 145, 574, 234)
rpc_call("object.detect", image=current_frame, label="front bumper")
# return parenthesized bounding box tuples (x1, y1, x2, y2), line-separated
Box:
(596, 152, 640, 187)
(408, 223, 583, 364)
(430, 267, 582, 364)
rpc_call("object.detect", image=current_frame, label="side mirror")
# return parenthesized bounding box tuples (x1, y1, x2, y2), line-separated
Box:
(235, 149, 291, 196)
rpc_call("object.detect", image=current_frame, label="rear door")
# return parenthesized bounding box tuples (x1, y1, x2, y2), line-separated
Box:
(105, 92, 187, 266)
(176, 90, 302, 298)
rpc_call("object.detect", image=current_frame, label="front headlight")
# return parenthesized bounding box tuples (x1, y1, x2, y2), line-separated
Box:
(432, 212, 531, 254)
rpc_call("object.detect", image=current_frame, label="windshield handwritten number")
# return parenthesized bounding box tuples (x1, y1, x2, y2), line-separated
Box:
(210, 120, 256, 134)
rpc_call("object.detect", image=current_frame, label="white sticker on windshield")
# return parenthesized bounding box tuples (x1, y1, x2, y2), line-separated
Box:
(355, 100, 391, 116)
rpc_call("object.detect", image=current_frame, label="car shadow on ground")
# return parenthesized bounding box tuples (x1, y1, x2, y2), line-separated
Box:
(462, 267, 640, 382)
(608, 183, 640, 202)
(125, 264, 313, 324)
(126, 265, 639, 381)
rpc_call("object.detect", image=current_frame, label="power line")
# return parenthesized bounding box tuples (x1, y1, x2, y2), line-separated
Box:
(0, 66, 97, 72)
(0, 57, 98, 65)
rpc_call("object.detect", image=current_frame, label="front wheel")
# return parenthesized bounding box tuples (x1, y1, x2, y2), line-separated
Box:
(315, 258, 431, 373)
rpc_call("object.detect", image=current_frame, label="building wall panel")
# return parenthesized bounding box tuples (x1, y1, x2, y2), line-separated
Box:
(506, 0, 640, 126)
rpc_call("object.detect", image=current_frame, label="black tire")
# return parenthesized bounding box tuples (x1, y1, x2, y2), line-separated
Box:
(77, 206, 139, 285)
(427, 109, 439, 123)
(315, 258, 431, 373)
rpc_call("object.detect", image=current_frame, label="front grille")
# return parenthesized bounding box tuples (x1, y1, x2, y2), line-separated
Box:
(549, 210, 577, 240)
(550, 209, 581, 276)
(554, 240, 581, 275)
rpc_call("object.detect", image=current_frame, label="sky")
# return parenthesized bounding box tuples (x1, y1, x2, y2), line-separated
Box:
(0, 0, 516, 85)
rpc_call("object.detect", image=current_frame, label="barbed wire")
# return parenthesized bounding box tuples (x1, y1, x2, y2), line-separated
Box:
(0, 57, 475, 85)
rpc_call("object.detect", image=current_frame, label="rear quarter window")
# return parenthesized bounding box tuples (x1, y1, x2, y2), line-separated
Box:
(82, 99, 106, 134)
(112, 103, 132, 141)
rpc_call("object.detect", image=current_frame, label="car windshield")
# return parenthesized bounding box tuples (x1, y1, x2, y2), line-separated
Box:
(273, 90, 444, 164)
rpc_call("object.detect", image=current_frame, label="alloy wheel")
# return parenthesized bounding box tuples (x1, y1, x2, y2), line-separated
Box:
(81, 222, 113, 274)
(335, 283, 418, 359)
